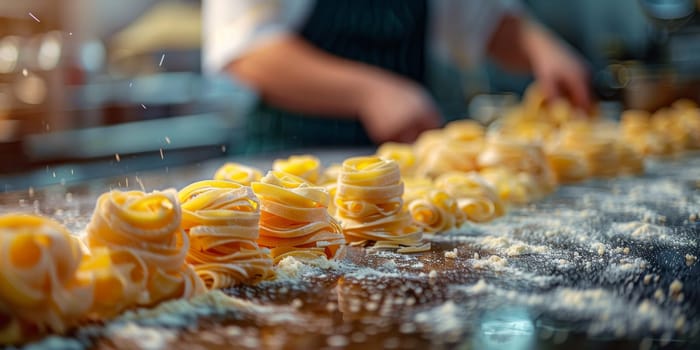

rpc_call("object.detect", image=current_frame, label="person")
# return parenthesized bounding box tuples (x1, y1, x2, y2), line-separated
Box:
(203, 0, 591, 152)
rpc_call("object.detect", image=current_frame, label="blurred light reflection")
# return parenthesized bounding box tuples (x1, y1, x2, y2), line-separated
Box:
(37, 31, 63, 70)
(0, 36, 20, 73)
(474, 307, 536, 350)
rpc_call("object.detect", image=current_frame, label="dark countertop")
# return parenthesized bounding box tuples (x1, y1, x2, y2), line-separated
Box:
(4, 149, 700, 350)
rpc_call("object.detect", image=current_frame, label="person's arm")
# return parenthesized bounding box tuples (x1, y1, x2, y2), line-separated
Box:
(487, 14, 592, 111)
(228, 35, 382, 118)
(228, 35, 441, 143)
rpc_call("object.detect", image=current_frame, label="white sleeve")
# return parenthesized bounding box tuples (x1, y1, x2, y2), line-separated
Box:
(430, 0, 522, 68)
(202, 0, 313, 76)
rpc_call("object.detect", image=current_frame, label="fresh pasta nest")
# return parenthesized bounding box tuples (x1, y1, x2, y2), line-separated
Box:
(273, 155, 322, 184)
(376, 142, 417, 177)
(434, 172, 505, 223)
(213, 162, 263, 186)
(403, 177, 463, 233)
(253, 171, 345, 263)
(0, 215, 92, 344)
(179, 180, 274, 289)
(85, 189, 204, 312)
(335, 156, 429, 253)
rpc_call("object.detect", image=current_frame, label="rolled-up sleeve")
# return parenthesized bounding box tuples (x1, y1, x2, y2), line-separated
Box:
(430, 0, 522, 68)
(202, 0, 313, 75)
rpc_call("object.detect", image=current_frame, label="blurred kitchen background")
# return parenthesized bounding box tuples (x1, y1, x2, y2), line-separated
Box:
(0, 0, 698, 189)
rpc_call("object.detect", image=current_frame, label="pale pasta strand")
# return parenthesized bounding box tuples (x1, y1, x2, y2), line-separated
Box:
(253, 171, 345, 264)
(0, 214, 93, 344)
(444, 119, 485, 142)
(178, 180, 274, 289)
(320, 164, 342, 216)
(403, 178, 463, 233)
(335, 157, 429, 253)
(376, 142, 417, 177)
(545, 150, 590, 184)
(85, 189, 205, 316)
(434, 172, 505, 223)
(414, 121, 485, 179)
(213, 162, 263, 186)
(273, 155, 322, 184)
(478, 167, 540, 205)
(477, 138, 556, 200)
(620, 110, 676, 156)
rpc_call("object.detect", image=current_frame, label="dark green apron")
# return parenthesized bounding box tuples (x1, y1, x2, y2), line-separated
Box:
(244, 0, 428, 154)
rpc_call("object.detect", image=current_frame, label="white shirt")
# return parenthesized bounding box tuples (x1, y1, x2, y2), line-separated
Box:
(202, 0, 520, 76)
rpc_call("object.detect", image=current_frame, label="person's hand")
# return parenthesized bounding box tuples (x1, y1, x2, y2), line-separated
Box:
(524, 23, 592, 112)
(358, 75, 443, 143)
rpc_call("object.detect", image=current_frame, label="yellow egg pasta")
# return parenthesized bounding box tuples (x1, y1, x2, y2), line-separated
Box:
(479, 167, 541, 205)
(376, 142, 416, 177)
(85, 189, 204, 313)
(545, 150, 590, 184)
(213, 162, 263, 186)
(0, 214, 93, 345)
(335, 157, 429, 253)
(434, 172, 505, 223)
(403, 178, 463, 233)
(252, 171, 345, 264)
(178, 180, 274, 289)
(414, 139, 483, 179)
(651, 108, 692, 152)
(477, 138, 556, 196)
(615, 143, 645, 176)
(444, 119, 485, 142)
(620, 110, 675, 156)
(320, 164, 342, 215)
(273, 155, 322, 184)
(675, 107, 700, 149)
(491, 117, 557, 144)
(413, 129, 444, 164)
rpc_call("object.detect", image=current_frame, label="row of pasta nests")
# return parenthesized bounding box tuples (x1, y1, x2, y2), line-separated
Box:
(213, 160, 346, 262)
(2, 172, 336, 344)
(215, 154, 502, 248)
(487, 84, 700, 180)
(215, 157, 429, 253)
(2, 170, 344, 344)
(1, 169, 347, 344)
(0, 189, 205, 345)
(620, 102, 700, 156)
(211, 91, 700, 244)
(376, 121, 554, 208)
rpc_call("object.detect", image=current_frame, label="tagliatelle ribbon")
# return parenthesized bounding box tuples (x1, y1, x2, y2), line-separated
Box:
(478, 167, 540, 205)
(85, 189, 205, 314)
(545, 150, 590, 184)
(0, 214, 93, 345)
(434, 172, 505, 223)
(335, 157, 429, 253)
(178, 180, 274, 289)
(444, 119, 485, 142)
(320, 164, 342, 216)
(376, 142, 417, 177)
(213, 162, 263, 186)
(556, 121, 643, 178)
(414, 139, 483, 179)
(273, 155, 322, 184)
(403, 178, 463, 233)
(253, 171, 345, 263)
(477, 138, 556, 199)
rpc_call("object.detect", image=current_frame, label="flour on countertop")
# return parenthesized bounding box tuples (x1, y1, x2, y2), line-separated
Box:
(455, 280, 684, 336)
